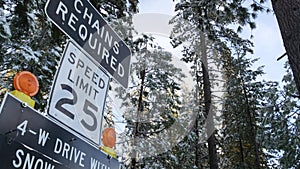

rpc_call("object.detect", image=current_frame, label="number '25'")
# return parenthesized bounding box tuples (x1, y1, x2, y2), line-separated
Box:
(55, 84, 98, 131)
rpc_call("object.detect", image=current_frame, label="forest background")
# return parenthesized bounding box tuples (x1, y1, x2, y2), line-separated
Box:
(0, 0, 299, 169)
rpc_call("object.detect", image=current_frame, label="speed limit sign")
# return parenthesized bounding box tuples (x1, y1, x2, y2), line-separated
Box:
(48, 41, 110, 145)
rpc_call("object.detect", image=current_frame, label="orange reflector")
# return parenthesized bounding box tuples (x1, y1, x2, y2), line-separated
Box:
(14, 71, 39, 97)
(102, 128, 116, 148)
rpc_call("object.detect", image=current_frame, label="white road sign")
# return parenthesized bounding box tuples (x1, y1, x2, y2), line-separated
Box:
(48, 41, 110, 145)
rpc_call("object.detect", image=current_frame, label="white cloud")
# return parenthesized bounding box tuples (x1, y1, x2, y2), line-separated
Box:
(139, 0, 175, 14)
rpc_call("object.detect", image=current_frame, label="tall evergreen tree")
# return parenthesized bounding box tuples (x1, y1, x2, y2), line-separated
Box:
(0, 0, 66, 110)
(258, 62, 300, 168)
(271, 0, 300, 96)
(172, 0, 269, 55)
(170, 2, 231, 168)
(114, 35, 186, 168)
(220, 50, 278, 168)
(171, 1, 300, 169)
(169, 1, 280, 169)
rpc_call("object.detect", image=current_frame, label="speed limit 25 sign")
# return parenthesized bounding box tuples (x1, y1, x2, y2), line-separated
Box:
(48, 41, 110, 145)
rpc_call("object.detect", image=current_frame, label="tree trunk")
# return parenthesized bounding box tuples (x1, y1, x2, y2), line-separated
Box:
(240, 78, 260, 168)
(200, 33, 218, 169)
(131, 69, 146, 169)
(238, 136, 245, 166)
(194, 117, 202, 168)
(271, 0, 300, 95)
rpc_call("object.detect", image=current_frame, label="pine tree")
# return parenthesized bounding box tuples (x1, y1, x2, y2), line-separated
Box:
(170, 1, 300, 168)
(271, 0, 300, 96)
(0, 3, 12, 96)
(220, 51, 278, 168)
(114, 35, 187, 168)
(170, 0, 284, 167)
(171, 2, 230, 168)
(0, 0, 66, 110)
(172, 0, 269, 55)
(258, 62, 300, 168)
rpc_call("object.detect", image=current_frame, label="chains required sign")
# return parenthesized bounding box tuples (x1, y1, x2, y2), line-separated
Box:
(45, 0, 131, 88)
(48, 41, 109, 145)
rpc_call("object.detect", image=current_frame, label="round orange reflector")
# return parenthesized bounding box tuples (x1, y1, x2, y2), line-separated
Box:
(102, 128, 116, 148)
(14, 71, 39, 97)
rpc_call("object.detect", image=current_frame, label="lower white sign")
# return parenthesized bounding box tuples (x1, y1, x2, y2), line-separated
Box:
(48, 41, 110, 145)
